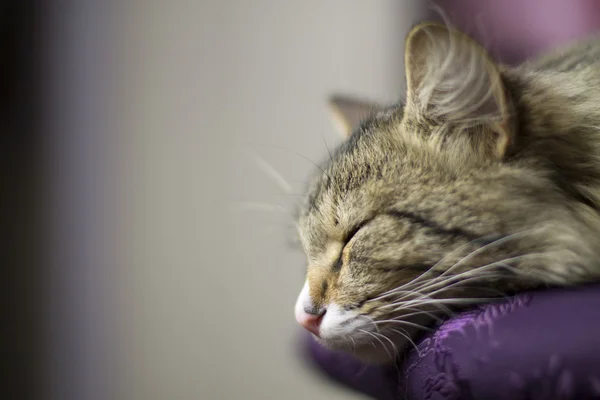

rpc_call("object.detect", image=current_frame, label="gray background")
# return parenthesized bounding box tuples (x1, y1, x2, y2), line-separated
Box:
(47, 2, 426, 399)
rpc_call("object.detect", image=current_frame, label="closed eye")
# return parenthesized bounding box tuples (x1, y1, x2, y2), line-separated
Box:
(344, 222, 366, 244)
(333, 219, 371, 271)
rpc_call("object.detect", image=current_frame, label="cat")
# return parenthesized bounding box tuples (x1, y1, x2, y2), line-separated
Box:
(294, 22, 600, 364)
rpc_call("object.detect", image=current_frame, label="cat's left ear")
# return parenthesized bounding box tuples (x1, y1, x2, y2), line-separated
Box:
(404, 23, 514, 159)
(328, 95, 382, 138)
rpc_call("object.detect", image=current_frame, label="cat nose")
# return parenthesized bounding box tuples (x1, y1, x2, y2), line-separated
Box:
(296, 308, 326, 337)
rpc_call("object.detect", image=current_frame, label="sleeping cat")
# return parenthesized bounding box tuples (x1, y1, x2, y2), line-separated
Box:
(294, 22, 600, 364)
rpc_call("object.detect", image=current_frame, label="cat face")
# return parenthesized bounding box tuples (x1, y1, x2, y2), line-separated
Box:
(295, 119, 576, 363)
(294, 23, 599, 363)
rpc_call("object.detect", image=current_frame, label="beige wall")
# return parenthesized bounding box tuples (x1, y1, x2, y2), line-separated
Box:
(111, 2, 425, 399)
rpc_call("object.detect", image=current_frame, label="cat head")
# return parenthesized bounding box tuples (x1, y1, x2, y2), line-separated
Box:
(294, 23, 599, 364)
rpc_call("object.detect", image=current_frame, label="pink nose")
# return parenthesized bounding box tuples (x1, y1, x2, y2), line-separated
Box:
(296, 310, 325, 337)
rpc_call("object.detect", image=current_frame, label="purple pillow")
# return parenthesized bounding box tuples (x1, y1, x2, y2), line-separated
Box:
(304, 285, 600, 399)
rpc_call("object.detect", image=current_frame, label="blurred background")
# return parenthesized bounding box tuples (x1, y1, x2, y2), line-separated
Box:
(5, 1, 599, 399)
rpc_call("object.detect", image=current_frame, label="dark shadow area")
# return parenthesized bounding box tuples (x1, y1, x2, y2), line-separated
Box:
(0, 1, 44, 399)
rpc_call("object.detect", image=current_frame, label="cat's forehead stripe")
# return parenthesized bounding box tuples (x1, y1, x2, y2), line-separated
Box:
(386, 209, 480, 241)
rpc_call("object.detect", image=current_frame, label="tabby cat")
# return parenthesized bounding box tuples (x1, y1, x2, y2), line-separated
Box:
(294, 22, 600, 364)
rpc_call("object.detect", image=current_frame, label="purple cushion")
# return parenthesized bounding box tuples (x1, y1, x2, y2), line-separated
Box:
(304, 285, 600, 399)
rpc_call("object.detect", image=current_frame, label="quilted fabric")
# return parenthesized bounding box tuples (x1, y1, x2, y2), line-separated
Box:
(305, 285, 600, 399)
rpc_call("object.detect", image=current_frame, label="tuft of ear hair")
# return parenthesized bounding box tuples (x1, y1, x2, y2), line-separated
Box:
(404, 22, 514, 160)
(328, 95, 382, 138)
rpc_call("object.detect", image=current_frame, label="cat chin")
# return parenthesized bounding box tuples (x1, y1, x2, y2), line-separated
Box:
(319, 312, 434, 364)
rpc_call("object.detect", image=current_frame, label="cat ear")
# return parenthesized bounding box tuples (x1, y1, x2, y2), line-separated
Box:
(404, 23, 514, 159)
(328, 95, 382, 138)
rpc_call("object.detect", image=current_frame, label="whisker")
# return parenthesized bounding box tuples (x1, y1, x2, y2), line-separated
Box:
(404, 273, 522, 308)
(358, 329, 393, 359)
(399, 269, 541, 310)
(245, 143, 332, 180)
(320, 131, 333, 163)
(402, 238, 494, 288)
(349, 336, 357, 353)
(409, 253, 546, 297)
(397, 299, 453, 317)
(376, 304, 441, 322)
(373, 319, 435, 332)
(406, 229, 538, 290)
(363, 315, 380, 334)
(427, 229, 542, 280)
(251, 153, 293, 194)
(392, 251, 545, 305)
(375, 290, 454, 315)
(370, 253, 549, 325)
(389, 328, 421, 357)
(401, 297, 497, 309)
(374, 304, 445, 321)
(368, 229, 538, 304)
(373, 331, 399, 358)
(366, 289, 425, 304)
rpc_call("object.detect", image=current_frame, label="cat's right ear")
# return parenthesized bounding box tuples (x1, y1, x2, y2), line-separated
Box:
(328, 95, 382, 138)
